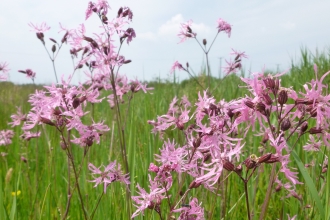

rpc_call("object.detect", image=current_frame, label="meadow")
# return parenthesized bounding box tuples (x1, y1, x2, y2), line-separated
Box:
(0, 48, 329, 219)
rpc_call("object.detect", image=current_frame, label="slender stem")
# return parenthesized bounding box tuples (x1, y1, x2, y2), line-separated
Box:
(244, 181, 251, 220)
(90, 191, 104, 220)
(259, 163, 277, 220)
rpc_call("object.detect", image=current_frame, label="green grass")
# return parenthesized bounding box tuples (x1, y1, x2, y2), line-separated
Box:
(0, 48, 330, 219)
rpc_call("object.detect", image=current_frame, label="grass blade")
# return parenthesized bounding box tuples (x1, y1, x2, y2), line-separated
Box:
(291, 150, 325, 219)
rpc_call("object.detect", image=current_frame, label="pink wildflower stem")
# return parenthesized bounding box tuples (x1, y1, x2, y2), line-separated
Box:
(259, 164, 277, 220)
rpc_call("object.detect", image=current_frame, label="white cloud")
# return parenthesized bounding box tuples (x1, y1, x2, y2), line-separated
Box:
(158, 14, 184, 37)
(138, 31, 156, 41)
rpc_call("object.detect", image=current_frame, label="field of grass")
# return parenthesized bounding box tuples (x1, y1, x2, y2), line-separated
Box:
(0, 48, 330, 219)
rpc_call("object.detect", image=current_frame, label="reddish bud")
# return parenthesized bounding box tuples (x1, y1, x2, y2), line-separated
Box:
(49, 38, 57, 43)
(300, 122, 308, 134)
(281, 118, 291, 131)
(72, 98, 80, 109)
(256, 102, 266, 113)
(278, 90, 288, 105)
(52, 44, 56, 53)
(193, 137, 201, 148)
(189, 181, 201, 189)
(263, 77, 275, 89)
(61, 31, 69, 43)
(223, 159, 235, 171)
(262, 132, 269, 143)
(309, 127, 323, 134)
(322, 167, 327, 173)
(245, 100, 255, 109)
(244, 157, 257, 169)
(262, 93, 273, 105)
(20, 156, 28, 163)
(258, 153, 272, 163)
(203, 39, 207, 45)
(264, 155, 280, 163)
(40, 117, 55, 126)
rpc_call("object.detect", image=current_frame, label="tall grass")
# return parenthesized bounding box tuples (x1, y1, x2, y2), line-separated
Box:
(0, 48, 329, 219)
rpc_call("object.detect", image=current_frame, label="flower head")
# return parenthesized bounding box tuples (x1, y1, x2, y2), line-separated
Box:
(178, 20, 196, 43)
(28, 22, 50, 33)
(88, 161, 129, 193)
(0, 62, 10, 81)
(217, 18, 231, 37)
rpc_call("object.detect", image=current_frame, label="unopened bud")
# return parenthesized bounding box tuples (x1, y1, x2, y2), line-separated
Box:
(21, 156, 28, 163)
(322, 167, 327, 173)
(264, 155, 280, 163)
(72, 98, 80, 109)
(256, 102, 266, 113)
(309, 127, 323, 134)
(244, 158, 256, 169)
(124, 60, 131, 64)
(310, 108, 317, 117)
(186, 62, 189, 68)
(281, 118, 291, 131)
(189, 181, 201, 189)
(263, 77, 275, 90)
(40, 117, 55, 126)
(245, 100, 255, 109)
(262, 132, 269, 143)
(262, 93, 273, 105)
(275, 184, 282, 192)
(300, 122, 308, 134)
(60, 141, 67, 150)
(193, 137, 201, 148)
(295, 98, 308, 105)
(203, 39, 207, 46)
(258, 153, 272, 163)
(52, 44, 56, 53)
(278, 90, 288, 105)
(223, 159, 235, 171)
(49, 38, 57, 43)
(61, 32, 69, 43)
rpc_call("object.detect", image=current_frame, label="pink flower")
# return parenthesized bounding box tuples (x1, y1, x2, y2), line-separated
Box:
(131, 175, 167, 218)
(20, 131, 41, 141)
(217, 18, 231, 37)
(18, 69, 36, 80)
(28, 22, 50, 33)
(172, 198, 205, 220)
(88, 161, 129, 193)
(0, 130, 14, 146)
(9, 107, 26, 127)
(170, 61, 184, 74)
(0, 62, 10, 81)
(178, 20, 196, 43)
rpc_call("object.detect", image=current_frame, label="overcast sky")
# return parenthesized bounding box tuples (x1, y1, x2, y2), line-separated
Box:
(1, 0, 330, 84)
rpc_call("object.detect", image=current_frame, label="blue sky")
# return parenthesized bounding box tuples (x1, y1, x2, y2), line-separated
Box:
(1, 0, 330, 84)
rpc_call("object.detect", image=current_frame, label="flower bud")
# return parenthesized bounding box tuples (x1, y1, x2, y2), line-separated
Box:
(264, 155, 280, 163)
(193, 137, 201, 148)
(263, 77, 275, 89)
(257, 153, 272, 163)
(61, 31, 69, 43)
(278, 90, 288, 105)
(223, 159, 235, 171)
(309, 127, 323, 134)
(262, 132, 269, 144)
(244, 157, 257, 169)
(49, 38, 57, 43)
(60, 141, 67, 150)
(21, 156, 28, 163)
(189, 181, 201, 189)
(310, 108, 317, 117)
(72, 97, 80, 109)
(52, 44, 56, 53)
(281, 118, 291, 131)
(40, 117, 55, 126)
(322, 167, 327, 173)
(275, 184, 282, 192)
(203, 39, 207, 45)
(262, 93, 273, 105)
(245, 100, 255, 109)
(300, 122, 308, 134)
(256, 102, 266, 113)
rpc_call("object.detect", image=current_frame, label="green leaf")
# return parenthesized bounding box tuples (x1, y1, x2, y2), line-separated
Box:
(291, 150, 325, 218)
